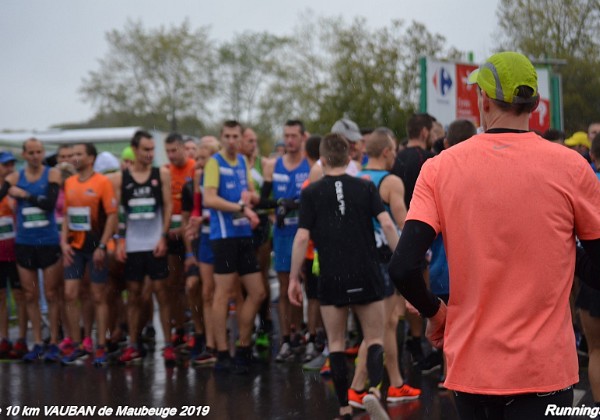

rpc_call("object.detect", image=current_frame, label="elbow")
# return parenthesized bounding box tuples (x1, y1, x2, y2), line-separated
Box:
(388, 254, 409, 293)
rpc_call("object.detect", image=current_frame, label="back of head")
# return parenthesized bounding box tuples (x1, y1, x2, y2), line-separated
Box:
(589, 133, 600, 161)
(94, 151, 120, 174)
(305, 135, 322, 161)
(447, 120, 477, 147)
(320, 133, 349, 168)
(366, 128, 394, 158)
(407, 113, 434, 139)
(542, 129, 566, 143)
(467, 51, 539, 116)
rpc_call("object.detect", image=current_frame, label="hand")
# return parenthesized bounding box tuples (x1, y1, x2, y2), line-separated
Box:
(405, 300, 419, 316)
(425, 299, 447, 349)
(288, 276, 303, 307)
(93, 248, 106, 270)
(8, 186, 28, 199)
(240, 191, 253, 206)
(185, 216, 202, 241)
(116, 240, 127, 263)
(153, 237, 167, 257)
(244, 207, 260, 230)
(61, 243, 74, 267)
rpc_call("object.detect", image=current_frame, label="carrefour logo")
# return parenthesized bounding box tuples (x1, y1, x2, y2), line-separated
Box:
(433, 67, 453, 96)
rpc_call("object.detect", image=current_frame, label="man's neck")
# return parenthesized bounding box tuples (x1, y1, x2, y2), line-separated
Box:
(78, 166, 94, 181)
(364, 158, 386, 171)
(406, 139, 426, 149)
(133, 162, 151, 172)
(323, 166, 346, 176)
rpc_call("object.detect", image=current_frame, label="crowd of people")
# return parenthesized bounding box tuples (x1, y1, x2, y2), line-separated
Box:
(1, 51, 600, 419)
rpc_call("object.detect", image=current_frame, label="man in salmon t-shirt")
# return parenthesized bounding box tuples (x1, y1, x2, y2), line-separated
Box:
(389, 51, 600, 418)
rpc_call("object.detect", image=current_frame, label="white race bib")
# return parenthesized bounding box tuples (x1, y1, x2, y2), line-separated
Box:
(22, 207, 49, 228)
(170, 214, 183, 229)
(128, 198, 157, 220)
(67, 206, 91, 231)
(0, 216, 15, 240)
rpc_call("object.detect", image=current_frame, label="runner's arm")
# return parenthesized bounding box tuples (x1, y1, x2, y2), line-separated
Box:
(160, 166, 172, 237)
(388, 219, 440, 317)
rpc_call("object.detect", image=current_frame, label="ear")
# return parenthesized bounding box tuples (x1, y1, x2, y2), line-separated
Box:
(443, 138, 449, 150)
(481, 91, 491, 112)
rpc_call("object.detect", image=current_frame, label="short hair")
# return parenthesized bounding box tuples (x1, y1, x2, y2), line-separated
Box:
(285, 119, 305, 134)
(366, 128, 394, 158)
(447, 119, 477, 146)
(542, 129, 566, 142)
(320, 133, 349, 168)
(199, 136, 221, 155)
(57, 144, 73, 152)
(74, 142, 98, 160)
(407, 113, 435, 139)
(220, 120, 244, 136)
(184, 137, 198, 146)
(165, 132, 184, 145)
(361, 127, 374, 136)
(23, 137, 43, 152)
(490, 86, 538, 116)
(591, 132, 600, 160)
(131, 130, 153, 148)
(305, 135, 322, 161)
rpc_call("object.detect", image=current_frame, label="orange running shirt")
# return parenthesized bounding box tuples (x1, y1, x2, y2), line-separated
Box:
(168, 158, 196, 229)
(64, 173, 117, 250)
(408, 132, 600, 395)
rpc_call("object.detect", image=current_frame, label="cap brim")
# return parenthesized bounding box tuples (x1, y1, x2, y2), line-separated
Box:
(467, 69, 479, 85)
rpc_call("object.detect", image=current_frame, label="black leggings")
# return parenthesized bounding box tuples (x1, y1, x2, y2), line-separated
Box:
(454, 386, 573, 420)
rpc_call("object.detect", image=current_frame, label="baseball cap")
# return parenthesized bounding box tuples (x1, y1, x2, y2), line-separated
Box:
(331, 118, 362, 142)
(564, 131, 591, 148)
(467, 51, 538, 104)
(94, 151, 120, 174)
(0, 151, 16, 164)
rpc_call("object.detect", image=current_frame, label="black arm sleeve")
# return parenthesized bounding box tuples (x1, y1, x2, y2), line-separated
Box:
(0, 181, 9, 202)
(388, 219, 440, 317)
(257, 181, 278, 209)
(25, 182, 60, 212)
(181, 180, 194, 213)
(576, 239, 600, 290)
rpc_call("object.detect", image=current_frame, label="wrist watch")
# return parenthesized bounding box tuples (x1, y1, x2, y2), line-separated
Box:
(238, 200, 245, 213)
(97, 243, 107, 251)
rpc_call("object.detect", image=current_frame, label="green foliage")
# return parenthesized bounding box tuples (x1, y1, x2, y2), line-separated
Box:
(496, 0, 600, 132)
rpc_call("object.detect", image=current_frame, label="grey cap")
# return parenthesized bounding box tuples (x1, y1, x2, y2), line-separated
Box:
(331, 118, 362, 142)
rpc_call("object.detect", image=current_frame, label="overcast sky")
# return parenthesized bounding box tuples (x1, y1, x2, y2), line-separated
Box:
(0, 0, 499, 131)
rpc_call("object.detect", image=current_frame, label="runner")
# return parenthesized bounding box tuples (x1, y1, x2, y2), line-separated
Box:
(289, 132, 399, 420)
(0, 151, 27, 359)
(60, 143, 118, 366)
(262, 120, 310, 362)
(0, 138, 63, 362)
(203, 120, 265, 374)
(114, 130, 174, 365)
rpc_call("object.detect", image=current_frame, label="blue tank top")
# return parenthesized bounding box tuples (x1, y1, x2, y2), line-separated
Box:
(209, 153, 252, 240)
(272, 157, 310, 236)
(15, 166, 59, 245)
(357, 169, 393, 262)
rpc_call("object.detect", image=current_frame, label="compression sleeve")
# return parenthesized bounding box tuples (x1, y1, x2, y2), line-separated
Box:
(258, 181, 278, 209)
(577, 239, 600, 290)
(25, 182, 60, 212)
(388, 219, 440, 317)
(0, 181, 10, 202)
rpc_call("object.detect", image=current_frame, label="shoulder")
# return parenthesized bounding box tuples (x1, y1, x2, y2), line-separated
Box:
(48, 166, 61, 180)
(159, 165, 171, 179)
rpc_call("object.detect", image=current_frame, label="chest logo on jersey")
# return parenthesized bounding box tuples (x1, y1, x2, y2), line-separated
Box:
(335, 181, 346, 216)
(133, 186, 152, 197)
(220, 167, 234, 176)
(84, 188, 96, 196)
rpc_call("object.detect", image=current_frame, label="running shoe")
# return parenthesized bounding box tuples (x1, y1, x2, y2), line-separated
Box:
(363, 392, 390, 420)
(82, 336, 94, 354)
(22, 344, 45, 363)
(348, 388, 367, 409)
(93, 347, 107, 367)
(11, 338, 28, 359)
(61, 347, 89, 365)
(303, 342, 320, 363)
(214, 356, 233, 372)
(254, 331, 271, 349)
(344, 344, 360, 357)
(386, 384, 421, 403)
(163, 345, 177, 366)
(417, 350, 442, 374)
(44, 344, 62, 363)
(303, 353, 327, 371)
(119, 346, 144, 364)
(0, 339, 12, 359)
(275, 342, 293, 363)
(232, 348, 251, 374)
(319, 357, 331, 376)
(58, 337, 74, 353)
(437, 374, 447, 390)
(192, 350, 217, 367)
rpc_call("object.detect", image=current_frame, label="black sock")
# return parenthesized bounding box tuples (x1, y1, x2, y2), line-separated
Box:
(366, 344, 384, 390)
(329, 352, 349, 406)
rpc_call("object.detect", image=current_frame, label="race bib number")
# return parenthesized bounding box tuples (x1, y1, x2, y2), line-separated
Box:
(170, 214, 183, 229)
(67, 206, 91, 231)
(22, 207, 49, 228)
(128, 198, 157, 220)
(283, 216, 299, 226)
(0, 216, 15, 240)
